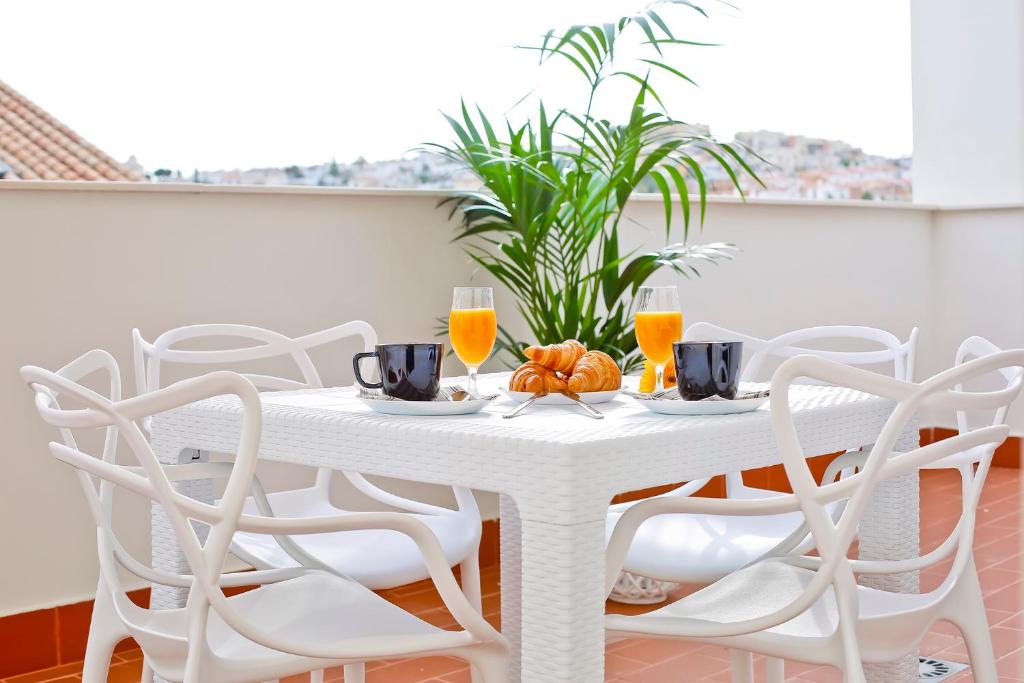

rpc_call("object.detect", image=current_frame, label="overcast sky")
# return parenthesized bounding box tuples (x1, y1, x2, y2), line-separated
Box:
(2, 0, 912, 171)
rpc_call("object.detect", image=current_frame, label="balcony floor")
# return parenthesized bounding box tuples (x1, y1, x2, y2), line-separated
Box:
(3, 468, 1021, 683)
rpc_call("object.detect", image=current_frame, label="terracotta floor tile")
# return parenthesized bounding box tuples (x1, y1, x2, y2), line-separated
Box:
(110, 649, 143, 664)
(0, 661, 83, 683)
(105, 660, 143, 683)
(985, 577, 1024, 611)
(998, 647, 1024, 679)
(367, 656, 467, 681)
(994, 610, 1024, 630)
(618, 651, 731, 682)
(610, 637, 697, 665)
(604, 653, 654, 677)
(436, 668, 472, 683)
(789, 665, 845, 682)
(0, 608, 58, 678)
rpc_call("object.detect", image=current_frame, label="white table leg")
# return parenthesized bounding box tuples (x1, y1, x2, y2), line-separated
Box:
(501, 492, 608, 683)
(858, 426, 921, 683)
(499, 495, 523, 682)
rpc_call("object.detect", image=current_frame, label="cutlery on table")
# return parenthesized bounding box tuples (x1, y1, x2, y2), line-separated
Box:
(503, 390, 546, 419)
(561, 390, 604, 419)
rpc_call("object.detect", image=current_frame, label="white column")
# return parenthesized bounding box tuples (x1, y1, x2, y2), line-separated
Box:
(912, 0, 1024, 436)
(911, 0, 1024, 206)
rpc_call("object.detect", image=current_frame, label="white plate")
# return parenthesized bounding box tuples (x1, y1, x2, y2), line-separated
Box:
(500, 388, 620, 405)
(356, 396, 494, 416)
(634, 395, 769, 416)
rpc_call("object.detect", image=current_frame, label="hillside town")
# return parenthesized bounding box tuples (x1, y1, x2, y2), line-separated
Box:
(149, 129, 913, 202)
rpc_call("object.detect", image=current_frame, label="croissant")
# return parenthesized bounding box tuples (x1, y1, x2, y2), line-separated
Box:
(523, 339, 586, 374)
(638, 358, 677, 393)
(567, 351, 622, 393)
(509, 361, 568, 394)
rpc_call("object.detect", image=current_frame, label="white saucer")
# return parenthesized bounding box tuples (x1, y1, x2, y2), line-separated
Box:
(500, 388, 620, 405)
(634, 394, 769, 416)
(356, 396, 494, 416)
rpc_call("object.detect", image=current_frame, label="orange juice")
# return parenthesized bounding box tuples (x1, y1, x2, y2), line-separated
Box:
(634, 311, 682, 365)
(449, 307, 497, 367)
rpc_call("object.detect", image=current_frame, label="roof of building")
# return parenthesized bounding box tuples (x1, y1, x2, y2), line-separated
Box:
(0, 80, 143, 181)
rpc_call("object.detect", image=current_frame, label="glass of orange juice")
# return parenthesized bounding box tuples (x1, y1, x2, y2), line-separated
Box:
(635, 285, 682, 392)
(449, 286, 497, 396)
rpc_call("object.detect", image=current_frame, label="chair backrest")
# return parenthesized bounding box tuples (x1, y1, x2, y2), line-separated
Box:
(133, 321, 378, 395)
(134, 321, 475, 516)
(22, 354, 267, 671)
(683, 322, 919, 383)
(683, 322, 918, 496)
(765, 342, 1024, 637)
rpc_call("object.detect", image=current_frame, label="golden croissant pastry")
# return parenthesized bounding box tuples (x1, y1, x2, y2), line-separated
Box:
(638, 358, 677, 393)
(523, 339, 586, 374)
(567, 350, 621, 393)
(509, 361, 568, 394)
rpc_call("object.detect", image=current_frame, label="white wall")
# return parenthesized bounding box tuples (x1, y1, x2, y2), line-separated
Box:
(0, 182, 1018, 617)
(927, 207, 1024, 427)
(0, 184, 476, 615)
(911, 0, 1024, 205)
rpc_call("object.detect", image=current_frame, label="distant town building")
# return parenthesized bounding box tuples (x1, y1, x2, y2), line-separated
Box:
(730, 130, 911, 201)
(146, 125, 912, 202)
(0, 79, 143, 181)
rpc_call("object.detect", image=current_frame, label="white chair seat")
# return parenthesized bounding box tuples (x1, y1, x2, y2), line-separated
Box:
(609, 561, 837, 640)
(607, 494, 805, 584)
(607, 560, 931, 660)
(207, 573, 442, 659)
(143, 572, 461, 682)
(232, 487, 480, 589)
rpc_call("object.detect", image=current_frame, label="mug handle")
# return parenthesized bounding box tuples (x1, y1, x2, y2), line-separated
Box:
(352, 351, 383, 389)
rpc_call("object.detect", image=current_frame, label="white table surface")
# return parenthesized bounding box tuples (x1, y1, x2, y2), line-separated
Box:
(148, 374, 920, 683)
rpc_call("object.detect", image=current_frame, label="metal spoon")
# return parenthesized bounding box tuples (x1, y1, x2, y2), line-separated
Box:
(561, 390, 605, 419)
(503, 390, 546, 418)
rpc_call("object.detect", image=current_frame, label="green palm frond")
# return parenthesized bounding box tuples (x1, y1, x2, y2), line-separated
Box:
(423, 2, 759, 371)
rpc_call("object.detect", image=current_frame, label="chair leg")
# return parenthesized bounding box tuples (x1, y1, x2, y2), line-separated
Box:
(81, 584, 124, 683)
(465, 645, 508, 683)
(81, 633, 119, 683)
(140, 662, 154, 683)
(729, 649, 753, 683)
(460, 548, 484, 613)
(344, 663, 365, 683)
(310, 670, 325, 682)
(764, 656, 784, 682)
(949, 564, 998, 683)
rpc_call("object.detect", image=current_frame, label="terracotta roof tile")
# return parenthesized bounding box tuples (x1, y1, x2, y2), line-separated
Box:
(0, 79, 143, 181)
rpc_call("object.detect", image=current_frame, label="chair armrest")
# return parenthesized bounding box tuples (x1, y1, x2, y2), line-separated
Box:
(605, 491, 801, 596)
(607, 477, 715, 514)
(114, 370, 259, 423)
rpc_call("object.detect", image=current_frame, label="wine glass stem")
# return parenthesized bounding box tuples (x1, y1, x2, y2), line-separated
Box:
(655, 364, 666, 392)
(467, 366, 479, 396)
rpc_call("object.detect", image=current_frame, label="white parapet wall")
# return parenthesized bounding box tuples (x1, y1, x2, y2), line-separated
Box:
(0, 181, 1019, 616)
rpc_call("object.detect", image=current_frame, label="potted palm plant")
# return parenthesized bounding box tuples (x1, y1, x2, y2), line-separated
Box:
(428, 1, 762, 370)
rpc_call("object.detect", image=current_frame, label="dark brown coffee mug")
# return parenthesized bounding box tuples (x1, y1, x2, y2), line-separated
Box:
(673, 341, 743, 401)
(353, 343, 443, 401)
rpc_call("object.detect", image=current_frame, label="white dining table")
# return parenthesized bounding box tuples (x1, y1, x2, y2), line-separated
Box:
(148, 374, 920, 683)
